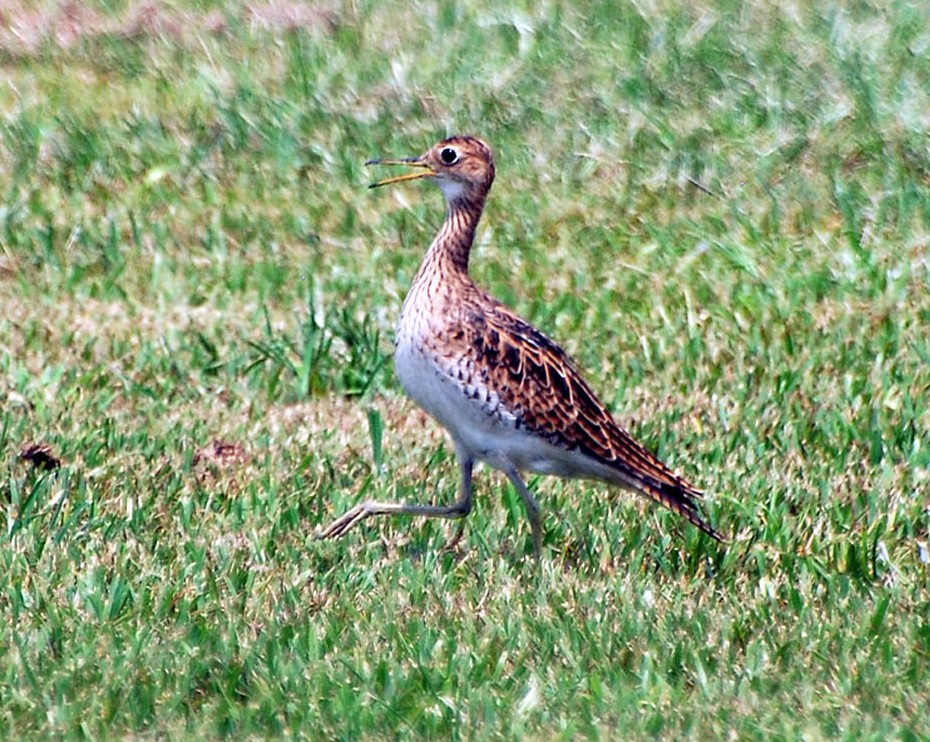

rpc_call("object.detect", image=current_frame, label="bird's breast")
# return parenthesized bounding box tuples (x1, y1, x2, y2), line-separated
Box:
(395, 292, 522, 451)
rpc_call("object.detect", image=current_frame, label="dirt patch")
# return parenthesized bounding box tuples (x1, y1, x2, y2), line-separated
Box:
(247, 1, 338, 32)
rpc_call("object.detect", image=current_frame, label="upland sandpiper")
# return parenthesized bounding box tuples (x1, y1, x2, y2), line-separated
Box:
(318, 136, 721, 555)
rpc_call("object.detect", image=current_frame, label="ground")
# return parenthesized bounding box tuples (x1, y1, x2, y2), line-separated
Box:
(1, 1, 929, 739)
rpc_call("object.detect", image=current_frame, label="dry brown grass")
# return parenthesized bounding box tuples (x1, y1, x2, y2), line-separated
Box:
(0, 0, 338, 55)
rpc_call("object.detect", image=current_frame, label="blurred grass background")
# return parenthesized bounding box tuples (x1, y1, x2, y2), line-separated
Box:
(1, 0, 929, 738)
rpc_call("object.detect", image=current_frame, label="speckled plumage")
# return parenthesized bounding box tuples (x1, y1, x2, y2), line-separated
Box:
(318, 135, 721, 554)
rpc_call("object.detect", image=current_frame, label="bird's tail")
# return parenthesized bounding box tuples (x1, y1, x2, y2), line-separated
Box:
(650, 477, 723, 542)
(613, 463, 724, 542)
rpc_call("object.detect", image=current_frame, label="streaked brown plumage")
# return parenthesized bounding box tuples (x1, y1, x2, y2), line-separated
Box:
(318, 135, 722, 555)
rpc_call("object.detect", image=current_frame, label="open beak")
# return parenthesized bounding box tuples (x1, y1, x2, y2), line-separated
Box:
(365, 156, 436, 189)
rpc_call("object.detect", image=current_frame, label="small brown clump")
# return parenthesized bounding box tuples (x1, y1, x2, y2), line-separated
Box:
(19, 441, 62, 471)
(193, 439, 250, 471)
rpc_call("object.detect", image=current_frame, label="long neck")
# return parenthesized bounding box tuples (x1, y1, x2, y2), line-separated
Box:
(414, 195, 486, 282)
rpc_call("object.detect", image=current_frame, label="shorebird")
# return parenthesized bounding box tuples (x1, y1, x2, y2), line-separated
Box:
(318, 135, 721, 555)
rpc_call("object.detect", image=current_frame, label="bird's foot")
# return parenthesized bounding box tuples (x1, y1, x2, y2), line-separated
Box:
(316, 504, 371, 540)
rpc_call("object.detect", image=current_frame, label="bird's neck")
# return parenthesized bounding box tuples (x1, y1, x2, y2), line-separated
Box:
(415, 196, 486, 281)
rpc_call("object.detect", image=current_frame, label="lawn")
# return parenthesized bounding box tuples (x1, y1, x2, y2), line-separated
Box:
(1, 0, 929, 739)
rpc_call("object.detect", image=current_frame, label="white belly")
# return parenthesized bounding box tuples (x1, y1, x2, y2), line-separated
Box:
(394, 324, 509, 454)
(394, 315, 604, 479)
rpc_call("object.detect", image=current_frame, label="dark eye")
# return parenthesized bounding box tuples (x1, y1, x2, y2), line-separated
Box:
(440, 147, 458, 165)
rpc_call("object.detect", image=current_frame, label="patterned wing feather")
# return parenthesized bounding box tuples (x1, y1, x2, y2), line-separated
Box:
(458, 296, 721, 541)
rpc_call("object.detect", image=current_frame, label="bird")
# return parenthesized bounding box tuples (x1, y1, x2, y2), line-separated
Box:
(317, 135, 722, 556)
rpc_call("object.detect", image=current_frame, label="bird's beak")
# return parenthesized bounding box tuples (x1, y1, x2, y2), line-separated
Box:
(365, 157, 436, 189)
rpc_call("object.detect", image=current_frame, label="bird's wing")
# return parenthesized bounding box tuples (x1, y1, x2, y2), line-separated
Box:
(451, 296, 721, 540)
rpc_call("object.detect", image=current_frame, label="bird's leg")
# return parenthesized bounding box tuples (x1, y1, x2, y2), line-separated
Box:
(498, 462, 543, 558)
(317, 456, 474, 541)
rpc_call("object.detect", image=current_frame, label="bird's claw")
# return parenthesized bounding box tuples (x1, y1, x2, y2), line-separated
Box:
(316, 504, 371, 540)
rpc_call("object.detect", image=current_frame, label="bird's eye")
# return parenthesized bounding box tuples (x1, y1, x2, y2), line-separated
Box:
(440, 147, 458, 165)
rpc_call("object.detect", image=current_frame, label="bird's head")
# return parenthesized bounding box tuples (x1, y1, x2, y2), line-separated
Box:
(367, 135, 495, 204)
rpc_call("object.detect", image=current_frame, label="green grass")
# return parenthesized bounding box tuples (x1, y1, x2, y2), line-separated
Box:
(2, 0, 929, 738)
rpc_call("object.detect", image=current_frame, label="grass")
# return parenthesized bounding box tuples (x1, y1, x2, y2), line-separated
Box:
(1, 0, 929, 738)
